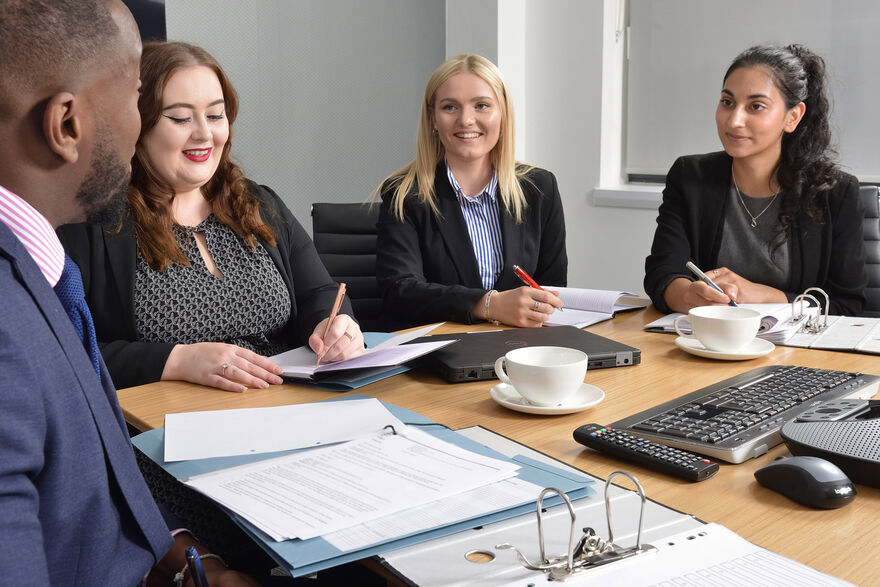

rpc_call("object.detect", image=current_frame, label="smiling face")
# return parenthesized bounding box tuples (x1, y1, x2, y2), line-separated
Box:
(140, 65, 229, 195)
(430, 72, 502, 170)
(715, 66, 805, 168)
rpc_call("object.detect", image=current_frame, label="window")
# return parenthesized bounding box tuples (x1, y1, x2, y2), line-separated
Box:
(626, 0, 880, 183)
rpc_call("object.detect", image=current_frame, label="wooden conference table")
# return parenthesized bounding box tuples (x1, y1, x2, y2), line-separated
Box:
(118, 308, 880, 585)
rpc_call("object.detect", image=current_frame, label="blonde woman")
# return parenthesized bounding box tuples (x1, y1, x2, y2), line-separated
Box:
(375, 54, 568, 329)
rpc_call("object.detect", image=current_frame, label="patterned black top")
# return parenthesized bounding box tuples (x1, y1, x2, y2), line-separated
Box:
(134, 214, 291, 357)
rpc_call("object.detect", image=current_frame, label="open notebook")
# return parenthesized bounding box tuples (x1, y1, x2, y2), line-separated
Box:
(544, 287, 650, 328)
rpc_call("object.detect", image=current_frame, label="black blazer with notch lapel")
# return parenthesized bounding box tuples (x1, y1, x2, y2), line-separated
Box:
(376, 163, 567, 329)
(57, 180, 352, 389)
(644, 151, 867, 316)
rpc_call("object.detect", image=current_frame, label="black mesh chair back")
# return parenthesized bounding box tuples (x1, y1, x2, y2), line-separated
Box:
(861, 185, 880, 317)
(311, 203, 384, 331)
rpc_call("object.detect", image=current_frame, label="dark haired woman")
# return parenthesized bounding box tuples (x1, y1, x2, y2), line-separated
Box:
(644, 44, 867, 316)
(58, 42, 364, 392)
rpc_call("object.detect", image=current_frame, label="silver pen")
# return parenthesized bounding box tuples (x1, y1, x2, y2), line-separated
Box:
(685, 261, 738, 307)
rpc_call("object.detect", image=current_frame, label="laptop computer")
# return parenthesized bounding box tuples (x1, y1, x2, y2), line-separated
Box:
(407, 325, 640, 383)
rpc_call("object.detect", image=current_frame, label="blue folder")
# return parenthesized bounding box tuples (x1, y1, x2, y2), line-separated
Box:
(131, 397, 596, 577)
(284, 332, 409, 392)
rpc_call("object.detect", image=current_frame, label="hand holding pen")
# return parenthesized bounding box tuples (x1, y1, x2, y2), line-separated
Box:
(513, 265, 564, 312)
(310, 283, 365, 365)
(686, 261, 738, 307)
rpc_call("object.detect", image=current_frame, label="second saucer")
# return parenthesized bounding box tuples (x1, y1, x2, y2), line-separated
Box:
(675, 336, 775, 360)
(490, 382, 605, 415)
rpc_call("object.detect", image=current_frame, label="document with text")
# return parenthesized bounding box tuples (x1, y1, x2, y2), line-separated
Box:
(184, 426, 520, 541)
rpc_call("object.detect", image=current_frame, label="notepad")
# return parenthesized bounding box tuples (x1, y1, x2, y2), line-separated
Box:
(269, 323, 455, 380)
(544, 287, 650, 328)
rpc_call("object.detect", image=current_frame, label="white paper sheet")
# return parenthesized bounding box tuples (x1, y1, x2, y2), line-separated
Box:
(509, 523, 851, 587)
(322, 477, 543, 551)
(163, 398, 403, 462)
(184, 427, 521, 541)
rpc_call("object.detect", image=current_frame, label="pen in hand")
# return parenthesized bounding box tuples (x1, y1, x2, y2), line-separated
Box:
(316, 282, 346, 366)
(185, 546, 210, 587)
(512, 265, 563, 311)
(685, 261, 738, 307)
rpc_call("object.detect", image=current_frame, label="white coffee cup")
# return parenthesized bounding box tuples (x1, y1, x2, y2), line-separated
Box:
(494, 346, 588, 406)
(673, 306, 762, 353)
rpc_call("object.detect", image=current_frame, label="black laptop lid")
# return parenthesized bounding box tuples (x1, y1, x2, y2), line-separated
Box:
(408, 326, 640, 383)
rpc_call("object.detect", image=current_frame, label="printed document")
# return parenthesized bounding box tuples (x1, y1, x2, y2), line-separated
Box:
(163, 398, 403, 462)
(184, 426, 520, 541)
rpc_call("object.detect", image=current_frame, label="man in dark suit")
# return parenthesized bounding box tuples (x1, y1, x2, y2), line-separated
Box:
(0, 1, 257, 584)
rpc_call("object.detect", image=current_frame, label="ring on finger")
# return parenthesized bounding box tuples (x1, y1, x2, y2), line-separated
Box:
(533, 300, 540, 311)
(221, 362, 229, 376)
(343, 330, 354, 341)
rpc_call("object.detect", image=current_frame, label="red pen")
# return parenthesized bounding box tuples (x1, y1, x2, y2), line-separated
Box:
(512, 265, 563, 311)
(513, 265, 542, 289)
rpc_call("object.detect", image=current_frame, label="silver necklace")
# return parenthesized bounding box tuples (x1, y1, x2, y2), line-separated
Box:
(732, 170, 779, 228)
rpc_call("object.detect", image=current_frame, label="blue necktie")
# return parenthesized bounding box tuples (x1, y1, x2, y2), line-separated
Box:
(54, 255, 102, 379)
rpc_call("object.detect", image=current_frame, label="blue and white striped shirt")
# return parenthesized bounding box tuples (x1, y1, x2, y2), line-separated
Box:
(446, 164, 504, 290)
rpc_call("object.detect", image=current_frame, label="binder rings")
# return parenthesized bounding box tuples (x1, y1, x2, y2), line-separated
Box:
(130, 398, 596, 577)
(379, 427, 852, 586)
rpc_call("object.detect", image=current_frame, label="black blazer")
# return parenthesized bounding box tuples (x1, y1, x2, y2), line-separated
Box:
(376, 164, 567, 329)
(644, 152, 867, 315)
(57, 181, 352, 389)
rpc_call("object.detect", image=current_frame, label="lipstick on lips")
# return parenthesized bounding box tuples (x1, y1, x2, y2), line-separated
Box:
(182, 147, 212, 162)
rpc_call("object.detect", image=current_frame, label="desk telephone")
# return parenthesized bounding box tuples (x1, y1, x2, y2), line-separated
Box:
(781, 399, 880, 488)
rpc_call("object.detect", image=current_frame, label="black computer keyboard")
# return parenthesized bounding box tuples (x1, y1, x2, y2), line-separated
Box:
(610, 365, 879, 463)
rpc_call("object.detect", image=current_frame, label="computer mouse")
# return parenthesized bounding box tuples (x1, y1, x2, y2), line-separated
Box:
(754, 456, 856, 509)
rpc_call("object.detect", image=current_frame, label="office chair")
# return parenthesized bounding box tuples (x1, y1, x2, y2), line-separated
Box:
(861, 185, 880, 317)
(311, 202, 385, 331)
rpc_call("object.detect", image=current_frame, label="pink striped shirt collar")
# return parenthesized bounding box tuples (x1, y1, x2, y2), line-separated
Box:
(0, 184, 65, 286)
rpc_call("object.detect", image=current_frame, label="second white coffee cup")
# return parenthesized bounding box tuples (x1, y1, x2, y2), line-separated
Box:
(494, 346, 588, 406)
(673, 305, 762, 353)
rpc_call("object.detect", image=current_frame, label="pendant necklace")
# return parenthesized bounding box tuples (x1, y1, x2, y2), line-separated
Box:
(732, 169, 779, 228)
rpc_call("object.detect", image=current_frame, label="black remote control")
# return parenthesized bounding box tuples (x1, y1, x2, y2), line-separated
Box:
(573, 424, 719, 482)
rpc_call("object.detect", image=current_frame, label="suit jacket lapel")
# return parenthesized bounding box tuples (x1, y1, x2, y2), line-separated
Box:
(106, 218, 139, 332)
(497, 199, 524, 289)
(434, 171, 483, 287)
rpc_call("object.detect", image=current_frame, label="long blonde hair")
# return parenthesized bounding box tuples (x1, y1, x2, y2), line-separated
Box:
(376, 54, 532, 221)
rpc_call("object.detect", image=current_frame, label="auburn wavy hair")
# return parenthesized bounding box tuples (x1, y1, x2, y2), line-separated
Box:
(128, 41, 275, 271)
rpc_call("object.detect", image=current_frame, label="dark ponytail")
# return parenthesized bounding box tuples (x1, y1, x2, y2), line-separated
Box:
(724, 44, 839, 229)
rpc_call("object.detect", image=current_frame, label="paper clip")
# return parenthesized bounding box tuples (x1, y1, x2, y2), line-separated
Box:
(494, 471, 656, 581)
(791, 287, 830, 334)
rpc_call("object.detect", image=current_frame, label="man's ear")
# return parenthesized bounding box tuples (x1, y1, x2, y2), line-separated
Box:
(43, 92, 81, 164)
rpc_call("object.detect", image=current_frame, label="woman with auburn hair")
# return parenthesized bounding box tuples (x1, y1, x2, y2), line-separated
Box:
(645, 44, 867, 316)
(375, 54, 568, 329)
(58, 41, 364, 392)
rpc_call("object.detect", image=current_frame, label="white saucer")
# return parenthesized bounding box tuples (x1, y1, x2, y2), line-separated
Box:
(674, 336, 775, 360)
(489, 382, 605, 415)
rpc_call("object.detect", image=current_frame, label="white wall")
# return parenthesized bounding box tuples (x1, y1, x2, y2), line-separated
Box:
(446, 0, 656, 294)
(166, 0, 656, 295)
(165, 0, 445, 229)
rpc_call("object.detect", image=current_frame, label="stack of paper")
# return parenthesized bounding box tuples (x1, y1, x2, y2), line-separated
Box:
(136, 398, 596, 577)
(544, 287, 650, 328)
(184, 427, 522, 541)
